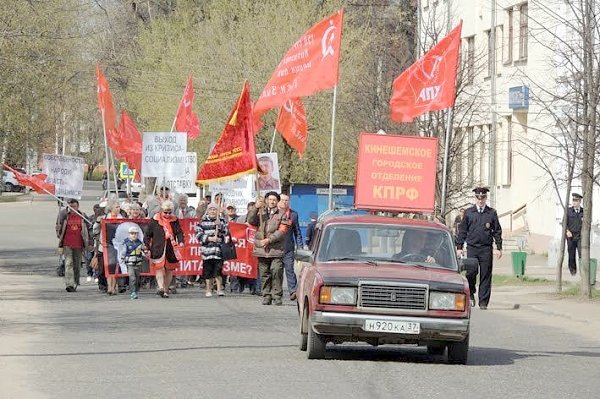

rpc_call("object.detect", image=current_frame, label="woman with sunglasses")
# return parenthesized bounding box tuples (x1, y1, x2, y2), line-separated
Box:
(144, 200, 184, 298)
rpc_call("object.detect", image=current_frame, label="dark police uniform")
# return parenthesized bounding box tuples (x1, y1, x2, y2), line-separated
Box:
(566, 193, 584, 275)
(456, 189, 502, 308)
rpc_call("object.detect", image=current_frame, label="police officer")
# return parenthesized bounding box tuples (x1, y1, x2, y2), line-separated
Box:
(566, 192, 584, 276)
(456, 187, 503, 310)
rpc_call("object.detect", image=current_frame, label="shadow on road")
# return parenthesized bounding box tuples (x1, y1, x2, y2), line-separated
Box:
(0, 343, 297, 358)
(320, 344, 600, 365)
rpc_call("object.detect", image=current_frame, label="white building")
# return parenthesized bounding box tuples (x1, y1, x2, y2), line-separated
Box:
(419, 0, 600, 255)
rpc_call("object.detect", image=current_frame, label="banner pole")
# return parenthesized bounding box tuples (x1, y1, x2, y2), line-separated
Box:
(269, 127, 277, 153)
(110, 150, 120, 196)
(328, 85, 338, 210)
(101, 108, 111, 194)
(170, 116, 177, 134)
(440, 107, 454, 219)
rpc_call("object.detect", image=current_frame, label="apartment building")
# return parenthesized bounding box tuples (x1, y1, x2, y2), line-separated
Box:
(420, 0, 598, 254)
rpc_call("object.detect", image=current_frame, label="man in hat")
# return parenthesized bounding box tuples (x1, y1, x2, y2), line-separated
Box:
(566, 193, 584, 276)
(246, 191, 290, 305)
(456, 187, 503, 310)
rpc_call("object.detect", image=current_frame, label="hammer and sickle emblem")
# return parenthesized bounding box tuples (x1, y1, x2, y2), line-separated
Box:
(283, 99, 294, 114)
(321, 21, 336, 59)
(422, 56, 442, 80)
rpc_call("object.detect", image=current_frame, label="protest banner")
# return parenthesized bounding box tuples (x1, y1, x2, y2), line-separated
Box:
(208, 175, 255, 216)
(165, 152, 197, 194)
(223, 222, 258, 279)
(102, 219, 257, 279)
(141, 132, 187, 178)
(42, 154, 85, 199)
(354, 133, 438, 213)
(257, 152, 281, 195)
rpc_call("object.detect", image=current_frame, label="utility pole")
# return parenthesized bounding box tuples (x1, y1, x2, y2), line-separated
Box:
(489, 0, 498, 207)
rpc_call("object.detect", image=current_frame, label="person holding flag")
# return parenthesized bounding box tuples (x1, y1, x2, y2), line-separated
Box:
(56, 199, 91, 292)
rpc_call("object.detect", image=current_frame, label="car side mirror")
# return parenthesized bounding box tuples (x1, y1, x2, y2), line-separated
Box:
(459, 258, 479, 274)
(295, 249, 313, 263)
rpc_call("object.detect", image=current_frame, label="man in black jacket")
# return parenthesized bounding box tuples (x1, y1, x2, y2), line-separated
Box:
(456, 187, 503, 310)
(566, 192, 584, 276)
(278, 194, 303, 301)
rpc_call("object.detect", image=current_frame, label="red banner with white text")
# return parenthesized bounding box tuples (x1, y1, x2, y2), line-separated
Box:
(101, 219, 257, 279)
(354, 133, 438, 213)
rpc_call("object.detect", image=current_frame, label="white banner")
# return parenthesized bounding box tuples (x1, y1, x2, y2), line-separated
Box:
(42, 154, 85, 199)
(165, 152, 197, 194)
(142, 132, 187, 178)
(209, 175, 256, 216)
(257, 152, 281, 195)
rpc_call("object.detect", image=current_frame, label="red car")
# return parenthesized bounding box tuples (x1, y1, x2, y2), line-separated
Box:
(296, 214, 476, 364)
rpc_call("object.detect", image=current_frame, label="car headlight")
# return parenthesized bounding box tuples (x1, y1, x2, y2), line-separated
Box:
(429, 292, 466, 311)
(320, 286, 357, 305)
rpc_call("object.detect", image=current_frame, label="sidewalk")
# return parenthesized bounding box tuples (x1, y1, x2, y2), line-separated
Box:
(488, 252, 600, 338)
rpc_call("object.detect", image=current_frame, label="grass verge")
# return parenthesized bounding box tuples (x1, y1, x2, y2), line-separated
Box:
(558, 284, 600, 300)
(0, 194, 19, 203)
(492, 274, 552, 286)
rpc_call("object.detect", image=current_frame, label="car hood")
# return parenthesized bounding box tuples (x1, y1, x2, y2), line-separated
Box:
(315, 262, 467, 291)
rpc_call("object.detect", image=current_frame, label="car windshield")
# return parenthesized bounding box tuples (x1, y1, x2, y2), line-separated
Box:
(316, 223, 458, 270)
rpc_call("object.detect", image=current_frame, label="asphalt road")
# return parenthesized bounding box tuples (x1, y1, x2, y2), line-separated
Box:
(1, 197, 600, 399)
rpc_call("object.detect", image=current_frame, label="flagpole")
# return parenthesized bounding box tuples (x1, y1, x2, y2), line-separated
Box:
(440, 107, 454, 219)
(328, 86, 338, 211)
(100, 108, 111, 195)
(269, 127, 277, 153)
(109, 149, 120, 195)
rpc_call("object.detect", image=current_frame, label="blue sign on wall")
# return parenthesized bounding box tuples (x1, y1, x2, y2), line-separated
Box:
(509, 86, 529, 110)
(289, 183, 355, 243)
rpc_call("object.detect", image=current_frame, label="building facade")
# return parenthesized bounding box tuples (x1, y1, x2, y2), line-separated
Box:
(420, 0, 600, 255)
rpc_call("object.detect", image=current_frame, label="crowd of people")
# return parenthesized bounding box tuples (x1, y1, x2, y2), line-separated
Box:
(55, 186, 310, 305)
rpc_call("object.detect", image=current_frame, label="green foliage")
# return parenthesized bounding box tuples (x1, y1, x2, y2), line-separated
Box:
(1, 0, 416, 185)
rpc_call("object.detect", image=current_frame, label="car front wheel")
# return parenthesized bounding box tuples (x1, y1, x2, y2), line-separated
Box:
(4, 182, 13, 192)
(299, 304, 308, 352)
(307, 318, 327, 359)
(447, 335, 469, 364)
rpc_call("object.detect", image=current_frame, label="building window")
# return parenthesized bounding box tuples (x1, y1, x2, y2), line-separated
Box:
(466, 36, 475, 84)
(467, 126, 475, 186)
(504, 8, 513, 64)
(486, 123, 493, 184)
(455, 129, 464, 184)
(497, 25, 503, 72)
(506, 116, 513, 185)
(519, 3, 528, 60)
(485, 30, 492, 77)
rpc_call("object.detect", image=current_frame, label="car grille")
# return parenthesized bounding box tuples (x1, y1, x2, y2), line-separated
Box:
(359, 284, 427, 310)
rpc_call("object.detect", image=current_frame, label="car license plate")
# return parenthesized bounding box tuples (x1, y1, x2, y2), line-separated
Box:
(364, 319, 420, 334)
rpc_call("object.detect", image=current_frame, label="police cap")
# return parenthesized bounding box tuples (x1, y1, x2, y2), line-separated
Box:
(572, 192, 583, 200)
(472, 187, 489, 197)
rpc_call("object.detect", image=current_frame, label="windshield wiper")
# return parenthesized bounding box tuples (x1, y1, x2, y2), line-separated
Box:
(327, 257, 378, 266)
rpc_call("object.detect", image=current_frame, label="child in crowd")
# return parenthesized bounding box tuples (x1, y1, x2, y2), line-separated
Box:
(122, 226, 145, 299)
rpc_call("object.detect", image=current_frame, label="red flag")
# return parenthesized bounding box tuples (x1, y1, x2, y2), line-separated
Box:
(96, 66, 117, 133)
(175, 76, 201, 140)
(390, 21, 463, 123)
(275, 98, 308, 159)
(253, 9, 344, 123)
(197, 81, 257, 184)
(117, 110, 143, 175)
(1, 164, 55, 195)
